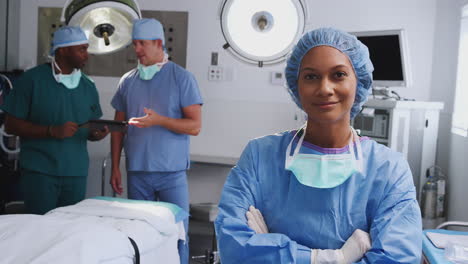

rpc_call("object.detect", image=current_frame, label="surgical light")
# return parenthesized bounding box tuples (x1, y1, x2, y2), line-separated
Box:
(61, 0, 142, 55)
(220, 0, 307, 67)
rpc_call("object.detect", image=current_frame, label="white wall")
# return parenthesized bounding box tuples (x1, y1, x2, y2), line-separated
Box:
(429, 0, 468, 222)
(14, 0, 439, 202)
(447, 135, 468, 222)
(429, 0, 461, 174)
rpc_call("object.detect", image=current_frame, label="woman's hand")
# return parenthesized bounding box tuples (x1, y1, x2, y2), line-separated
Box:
(247, 205, 372, 264)
(340, 229, 371, 263)
(246, 205, 269, 234)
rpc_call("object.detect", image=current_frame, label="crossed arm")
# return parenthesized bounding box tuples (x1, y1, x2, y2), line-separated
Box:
(214, 141, 422, 264)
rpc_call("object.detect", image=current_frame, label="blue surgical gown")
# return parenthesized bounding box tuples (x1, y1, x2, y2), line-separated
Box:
(215, 131, 422, 264)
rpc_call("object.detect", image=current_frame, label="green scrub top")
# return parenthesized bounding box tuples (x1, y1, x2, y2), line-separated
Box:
(0, 63, 102, 176)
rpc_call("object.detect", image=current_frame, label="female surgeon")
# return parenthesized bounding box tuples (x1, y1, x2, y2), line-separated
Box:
(214, 28, 422, 264)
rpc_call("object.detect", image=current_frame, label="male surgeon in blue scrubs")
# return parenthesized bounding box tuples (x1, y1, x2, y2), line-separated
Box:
(110, 18, 202, 264)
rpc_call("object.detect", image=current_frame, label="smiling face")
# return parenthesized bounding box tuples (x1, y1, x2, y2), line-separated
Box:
(298, 45, 357, 125)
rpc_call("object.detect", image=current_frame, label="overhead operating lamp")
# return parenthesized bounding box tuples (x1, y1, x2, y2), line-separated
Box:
(220, 0, 307, 67)
(61, 0, 142, 54)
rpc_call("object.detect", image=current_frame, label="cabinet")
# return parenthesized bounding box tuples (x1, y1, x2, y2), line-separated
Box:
(353, 99, 444, 201)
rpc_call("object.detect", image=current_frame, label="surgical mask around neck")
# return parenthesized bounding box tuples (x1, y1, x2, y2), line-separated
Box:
(51, 58, 82, 89)
(137, 53, 169, 80)
(285, 126, 363, 189)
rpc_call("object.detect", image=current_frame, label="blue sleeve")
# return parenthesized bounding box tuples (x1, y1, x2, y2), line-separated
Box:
(111, 76, 127, 113)
(178, 71, 203, 108)
(215, 141, 311, 264)
(0, 73, 32, 119)
(357, 158, 422, 264)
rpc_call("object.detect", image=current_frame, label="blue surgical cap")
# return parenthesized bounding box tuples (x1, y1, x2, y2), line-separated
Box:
(132, 18, 165, 45)
(50, 26, 88, 55)
(285, 27, 374, 119)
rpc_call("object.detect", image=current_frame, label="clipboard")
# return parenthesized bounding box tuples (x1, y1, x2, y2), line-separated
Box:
(79, 119, 128, 132)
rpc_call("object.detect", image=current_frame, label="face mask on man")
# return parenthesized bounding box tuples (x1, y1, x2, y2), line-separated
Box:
(51, 58, 82, 89)
(137, 53, 169, 81)
(137, 63, 160, 80)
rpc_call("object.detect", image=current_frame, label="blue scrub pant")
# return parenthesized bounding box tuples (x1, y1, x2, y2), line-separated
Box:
(127, 171, 189, 264)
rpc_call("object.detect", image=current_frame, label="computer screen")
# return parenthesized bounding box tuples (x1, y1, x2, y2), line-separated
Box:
(352, 29, 409, 88)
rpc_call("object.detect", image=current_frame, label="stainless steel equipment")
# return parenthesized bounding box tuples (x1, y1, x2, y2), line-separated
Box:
(38, 8, 188, 77)
(62, 0, 142, 55)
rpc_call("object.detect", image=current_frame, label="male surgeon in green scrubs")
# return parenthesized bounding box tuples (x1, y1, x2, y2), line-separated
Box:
(1, 26, 108, 214)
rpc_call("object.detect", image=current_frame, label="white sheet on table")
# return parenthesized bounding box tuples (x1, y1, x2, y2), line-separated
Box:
(0, 214, 133, 264)
(0, 198, 186, 264)
(101, 230, 181, 264)
(47, 199, 180, 236)
(426, 231, 468, 248)
(47, 198, 186, 255)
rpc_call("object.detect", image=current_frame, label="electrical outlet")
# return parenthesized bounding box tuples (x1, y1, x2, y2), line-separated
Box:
(270, 71, 285, 85)
(208, 66, 223, 81)
(211, 52, 219, 66)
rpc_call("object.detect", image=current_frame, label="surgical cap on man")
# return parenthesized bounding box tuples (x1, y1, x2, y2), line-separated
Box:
(285, 27, 374, 119)
(49, 26, 88, 55)
(132, 18, 165, 45)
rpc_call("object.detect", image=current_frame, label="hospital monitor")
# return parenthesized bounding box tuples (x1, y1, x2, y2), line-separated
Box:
(351, 29, 410, 88)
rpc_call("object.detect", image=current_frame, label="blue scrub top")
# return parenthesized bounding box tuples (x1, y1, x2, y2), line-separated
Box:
(111, 62, 203, 172)
(215, 131, 422, 264)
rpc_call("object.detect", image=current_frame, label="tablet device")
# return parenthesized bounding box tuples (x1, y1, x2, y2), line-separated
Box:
(79, 119, 128, 132)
